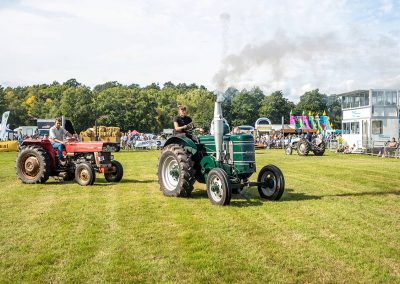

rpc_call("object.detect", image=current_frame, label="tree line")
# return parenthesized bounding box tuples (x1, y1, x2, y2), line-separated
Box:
(0, 79, 342, 133)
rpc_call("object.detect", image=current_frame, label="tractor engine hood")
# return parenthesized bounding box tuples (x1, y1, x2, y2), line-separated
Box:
(65, 142, 117, 153)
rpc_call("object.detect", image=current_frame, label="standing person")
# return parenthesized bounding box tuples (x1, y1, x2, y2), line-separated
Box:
(49, 117, 71, 162)
(17, 127, 23, 145)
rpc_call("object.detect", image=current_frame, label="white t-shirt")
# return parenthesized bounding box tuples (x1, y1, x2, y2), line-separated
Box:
(49, 126, 68, 142)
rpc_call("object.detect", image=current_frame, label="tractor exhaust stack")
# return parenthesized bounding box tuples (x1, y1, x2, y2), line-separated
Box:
(214, 95, 224, 161)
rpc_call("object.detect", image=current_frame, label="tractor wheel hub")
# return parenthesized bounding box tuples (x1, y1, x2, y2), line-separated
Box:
(25, 157, 39, 175)
(169, 165, 179, 181)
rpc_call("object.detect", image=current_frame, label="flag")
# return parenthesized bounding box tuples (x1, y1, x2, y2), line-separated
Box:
(0, 111, 10, 140)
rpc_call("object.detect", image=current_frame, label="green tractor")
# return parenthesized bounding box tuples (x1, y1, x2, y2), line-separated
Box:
(157, 97, 285, 206)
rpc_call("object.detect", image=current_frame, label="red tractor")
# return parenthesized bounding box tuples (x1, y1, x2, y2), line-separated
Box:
(16, 138, 123, 185)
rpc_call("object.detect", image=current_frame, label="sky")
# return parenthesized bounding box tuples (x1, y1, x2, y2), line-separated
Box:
(0, 0, 399, 101)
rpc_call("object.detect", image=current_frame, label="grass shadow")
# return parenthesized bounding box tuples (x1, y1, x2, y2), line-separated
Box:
(282, 188, 322, 201)
(282, 188, 400, 201)
(119, 179, 157, 184)
(326, 190, 400, 198)
(230, 192, 263, 207)
(45, 181, 106, 187)
(191, 189, 263, 207)
(191, 189, 208, 199)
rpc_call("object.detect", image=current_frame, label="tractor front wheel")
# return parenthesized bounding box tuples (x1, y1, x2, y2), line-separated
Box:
(158, 144, 194, 197)
(16, 146, 50, 184)
(312, 138, 326, 156)
(207, 168, 232, 206)
(285, 146, 293, 155)
(257, 165, 285, 201)
(75, 162, 95, 186)
(104, 160, 124, 182)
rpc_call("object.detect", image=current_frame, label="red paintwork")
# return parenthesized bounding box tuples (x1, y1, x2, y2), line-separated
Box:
(21, 139, 57, 169)
(21, 139, 116, 175)
(65, 142, 105, 153)
(99, 167, 115, 173)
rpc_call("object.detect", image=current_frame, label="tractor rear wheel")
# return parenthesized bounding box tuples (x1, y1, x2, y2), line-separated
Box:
(16, 146, 50, 184)
(312, 138, 326, 156)
(207, 168, 232, 206)
(297, 139, 310, 156)
(75, 162, 95, 186)
(257, 165, 285, 201)
(158, 144, 194, 197)
(104, 160, 124, 182)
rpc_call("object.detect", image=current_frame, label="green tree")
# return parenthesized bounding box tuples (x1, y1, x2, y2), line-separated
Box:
(153, 87, 179, 130)
(3, 88, 31, 128)
(221, 87, 238, 124)
(326, 95, 342, 129)
(295, 89, 328, 115)
(93, 81, 122, 93)
(230, 87, 264, 126)
(58, 87, 95, 132)
(63, 78, 82, 88)
(177, 89, 215, 131)
(259, 91, 295, 124)
(94, 87, 159, 132)
(0, 85, 5, 114)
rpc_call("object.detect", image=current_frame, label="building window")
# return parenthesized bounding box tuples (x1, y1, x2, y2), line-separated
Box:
(341, 91, 370, 109)
(351, 122, 360, 134)
(372, 91, 384, 106)
(372, 121, 383, 135)
(385, 90, 397, 105)
(342, 122, 360, 134)
(343, 122, 350, 134)
(365, 93, 369, 105)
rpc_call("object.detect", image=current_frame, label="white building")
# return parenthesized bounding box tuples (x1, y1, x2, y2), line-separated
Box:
(340, 89, 399, 148)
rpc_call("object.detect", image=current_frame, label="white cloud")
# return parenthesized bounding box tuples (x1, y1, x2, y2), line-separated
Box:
(381, 0, 393, 13)
(0, 0, 399, 101)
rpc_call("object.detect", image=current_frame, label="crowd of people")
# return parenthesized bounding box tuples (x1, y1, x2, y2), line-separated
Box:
(254, 132, 324, 149)
(120, 131, 164, 150)
(7, 106, 400, 159)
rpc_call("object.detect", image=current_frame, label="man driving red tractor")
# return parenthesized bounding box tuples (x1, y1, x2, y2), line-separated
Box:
(49, 117, 71, 163)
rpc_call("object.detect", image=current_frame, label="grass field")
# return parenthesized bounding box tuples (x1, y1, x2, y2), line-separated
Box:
(0, 149, 399, 283)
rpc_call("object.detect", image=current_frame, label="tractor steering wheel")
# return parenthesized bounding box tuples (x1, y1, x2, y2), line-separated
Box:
(186, 122, 195, 131)
(64, 136, 77, 143)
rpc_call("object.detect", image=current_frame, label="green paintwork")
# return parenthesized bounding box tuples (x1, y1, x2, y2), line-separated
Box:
(197, 134, 256, 181)
(165, 134, 256, 184)
(164, 136, 198, 155)
(229, 134, 256, 178)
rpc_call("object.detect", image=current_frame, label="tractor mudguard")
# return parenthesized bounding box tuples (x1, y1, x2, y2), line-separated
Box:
(21, 139, 57, 168)
(163, 135, 198, 155)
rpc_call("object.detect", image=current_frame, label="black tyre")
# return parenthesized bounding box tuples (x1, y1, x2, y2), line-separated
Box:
(157, 144, 194, 197)
(285, 146, 293, 155)
(206, 168, 232, 206)
(312, 138, 326, 156)
(16, 145, 50, 184)
(90, 166, 96, 185)
(231, 185, 245, 194)
(257, 165, 285, 201)
(64, 170, 75, 181)
(297, 139, 310, 156)
(75, 162, 95, 186)
(104, 160, 124, 182)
